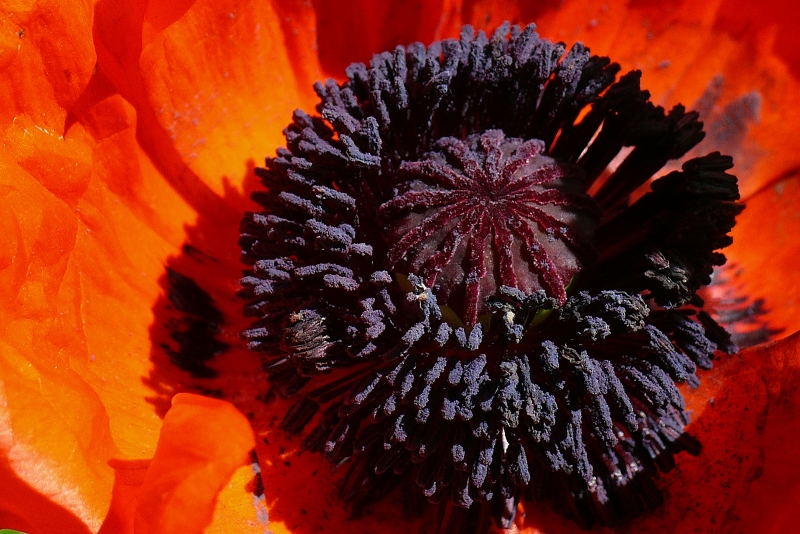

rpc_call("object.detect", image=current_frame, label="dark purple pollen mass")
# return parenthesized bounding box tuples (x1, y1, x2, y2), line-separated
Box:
(239, 22, 742, 533)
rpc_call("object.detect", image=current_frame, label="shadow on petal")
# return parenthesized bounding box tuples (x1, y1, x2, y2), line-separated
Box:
(0, 458, 93, 534)
(99, 394, 255, 534)
(97, 459, 150, 534)
(617, 330, 800, 532)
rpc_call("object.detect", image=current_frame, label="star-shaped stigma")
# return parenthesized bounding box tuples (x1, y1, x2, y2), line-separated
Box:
(380, 130, 602, 325)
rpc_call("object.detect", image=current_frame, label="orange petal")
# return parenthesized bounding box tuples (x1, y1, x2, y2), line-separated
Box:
(98, 396, 258, 534)
(0, 461, 92, 534)
(0, 143, 118, 531)
(721, 171, 800, 339)
(133, 393, 255, 534)
(266, 0, 324, 95)
(0, 0, 95, 129)
(1, 82, 198, 460)
(97, 459, 150, 534)
(0, 1, 206, 529)
(135, 0, 316, 198)
(91, 0, 237, 221)
(204, 462, 269, 534)
(0, 338, 114, 534)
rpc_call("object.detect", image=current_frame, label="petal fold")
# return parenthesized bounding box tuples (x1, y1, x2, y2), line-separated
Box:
(132, 393, 255, 534)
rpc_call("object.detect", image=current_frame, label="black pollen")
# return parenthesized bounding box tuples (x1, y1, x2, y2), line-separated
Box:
(239, 22, 741, 533)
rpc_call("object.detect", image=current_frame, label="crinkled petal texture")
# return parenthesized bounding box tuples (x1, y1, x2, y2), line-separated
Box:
(0, 0, 258, 532)
(2, 0, 800, 533)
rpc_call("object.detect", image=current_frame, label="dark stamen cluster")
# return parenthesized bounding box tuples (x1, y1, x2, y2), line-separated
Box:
(239, 22, 741, 532)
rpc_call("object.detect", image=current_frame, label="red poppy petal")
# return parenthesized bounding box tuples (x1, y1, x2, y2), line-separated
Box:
(312, 0, 452, 77)
(134, 0, 317, 198)
(717, 331, 800, 533)
(254, 421, 429, 534)
(615, 330, 800, 532)
(528, 0, 800, 201)
(133, 393, 255, 534)
(716, 0, 800, 79)
(721, 171, 800, 339)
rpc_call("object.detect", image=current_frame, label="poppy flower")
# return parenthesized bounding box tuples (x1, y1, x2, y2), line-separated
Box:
(1, 0, 799, 533)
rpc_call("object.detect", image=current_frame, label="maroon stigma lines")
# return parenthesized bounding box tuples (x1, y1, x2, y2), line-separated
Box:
(380, 130, 601, 325)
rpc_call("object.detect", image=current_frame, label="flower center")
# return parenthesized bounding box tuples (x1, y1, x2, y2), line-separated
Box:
(239, 21, 742, 533)
(382, 130, 600, 325)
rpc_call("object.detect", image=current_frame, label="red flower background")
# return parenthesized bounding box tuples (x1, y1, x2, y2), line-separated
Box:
(1, 0, 800, 533)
